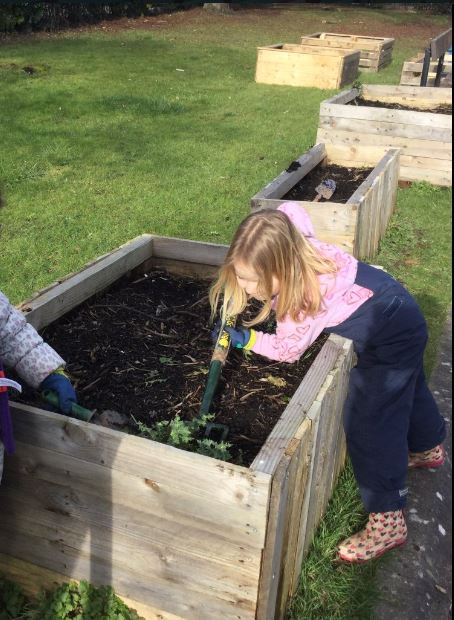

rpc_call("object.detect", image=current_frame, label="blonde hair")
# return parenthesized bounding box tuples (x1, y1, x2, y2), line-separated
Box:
(209, 209, 338, 326)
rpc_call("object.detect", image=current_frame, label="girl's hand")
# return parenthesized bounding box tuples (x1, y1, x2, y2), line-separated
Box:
(40, 368, 77, 414)
(224, 326, 256, 350)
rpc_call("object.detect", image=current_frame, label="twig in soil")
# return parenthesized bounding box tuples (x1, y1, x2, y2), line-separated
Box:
(173, 310, 204, 319)
(239, 388, 265, 402)
(263, 394, 287, 405)
(232, 434, 262, 445)
(91, 304, 171, 322)
(169, 386, 199, 411)
(144, 328, 178, 339)
(80, 375, 103, 392)
(188, 295, 209, 309)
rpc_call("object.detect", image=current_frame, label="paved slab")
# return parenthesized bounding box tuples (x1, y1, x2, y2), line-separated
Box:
(372, 310, 452, 619)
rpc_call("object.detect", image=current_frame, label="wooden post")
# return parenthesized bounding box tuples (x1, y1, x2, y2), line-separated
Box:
(420, 47, 432, 87)
(434, 53, 446, 87)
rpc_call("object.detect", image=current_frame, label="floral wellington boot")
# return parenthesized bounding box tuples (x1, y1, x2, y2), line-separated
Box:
(338, 510, 407, 563)
(408, 444, 445, 469)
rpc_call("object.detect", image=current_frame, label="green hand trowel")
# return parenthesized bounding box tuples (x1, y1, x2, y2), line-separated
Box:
(200, 314, 236, 442)
(41, 389, 95, 422)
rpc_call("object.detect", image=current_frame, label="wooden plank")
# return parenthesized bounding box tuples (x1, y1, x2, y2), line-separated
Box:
(1, 401, 271, 619)
(346, 149, 398, 259)
(149, 236, 228, 266)
(318, 116, 450, 142)
(6, 403, 270, 547)
(298, 335, 352, 557)
(313, 377, 339, 525)
(326, 142, 400, 165)
(0, 526, 257, 620)
(372, 160, 385, 257)
(400, 74, 452, 87)
(2, 442, 264, 572)
(340, 52, 360, 85)
(0, 553, 182, 620)
(324, 338, 351, 492)
(294, 44, 360, 58)
(18, 235, 228, 332)
(255, 456, 291, 620)
(303, 384, 335, 553)
(362, 84, 452, 104)
(430, 27, 452, 60)
(19, 235, 154, 330)
(301, 32, 394, 53)
(251, 199, 357, 256)
(0, 501, 260, 607)
(277, 420, 313, 606)
(320, 102, 452, 129)
(321, 88, 359, 105)
(399, 165, 452, 186)
(251, 143, 326, 202)
(401, 58, 452, 73)
(398, 153, 452, 172)
(317, 128, 452, 160)
(251, 335, 352, 476)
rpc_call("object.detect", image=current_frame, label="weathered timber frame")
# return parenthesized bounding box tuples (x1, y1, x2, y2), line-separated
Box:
(420, 28, 452, 87)
(317, 85, 452, 187)
(400, 53, 452, 88)
(250, 142, 400, 260)
(255, 43, 359, 89)
(300, 32, 395, 72)
(0, 234, 354, 620)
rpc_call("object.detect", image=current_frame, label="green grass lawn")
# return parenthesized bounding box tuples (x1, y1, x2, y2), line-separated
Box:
(0, 6, 451, 619)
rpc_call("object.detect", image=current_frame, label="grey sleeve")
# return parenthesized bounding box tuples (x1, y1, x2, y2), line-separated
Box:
(0, 292, 65, 389)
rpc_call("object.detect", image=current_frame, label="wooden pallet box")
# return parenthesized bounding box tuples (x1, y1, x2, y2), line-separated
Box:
(400, 53, 452, 87)
(251, 142, 400, 260)
(0, 235, 354, 620)
(317, 85, 452, 187)
(255, 43, 360, 89)
(300, 32, 395, 72)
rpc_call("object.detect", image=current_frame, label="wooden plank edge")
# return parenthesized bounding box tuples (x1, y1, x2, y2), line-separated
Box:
(0, 553, 182, 620)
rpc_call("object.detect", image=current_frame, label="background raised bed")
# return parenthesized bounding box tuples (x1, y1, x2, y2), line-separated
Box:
(317, 84, 452, 187)
(300, 32, 395, 72)
(255, 43, 359, 89)
(0, 234, 354, 620)
(250, 142, 399, 260)
(400, 52, 452, 87)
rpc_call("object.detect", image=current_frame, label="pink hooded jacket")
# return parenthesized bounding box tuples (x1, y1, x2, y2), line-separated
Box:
(251, 202, 373, 363)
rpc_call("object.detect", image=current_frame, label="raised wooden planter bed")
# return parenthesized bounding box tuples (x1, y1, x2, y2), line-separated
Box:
(250, 142, 400, 260)
(255, 43, 359, 89)
(0, 235, 354, 620)
(400, 53, 452, 87)
(300, 32, 395, 72)
(317, 85, 452, 187)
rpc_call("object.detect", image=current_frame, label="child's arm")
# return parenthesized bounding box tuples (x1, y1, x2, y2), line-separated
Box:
(225, 315, 324, 363)
(0, 291, 66, 389)
(251, 316, 324, 363)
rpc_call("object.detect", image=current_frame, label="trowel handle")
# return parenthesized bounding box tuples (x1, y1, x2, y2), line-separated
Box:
(212, 314, 236, 364)
(41, 389, 94, 422)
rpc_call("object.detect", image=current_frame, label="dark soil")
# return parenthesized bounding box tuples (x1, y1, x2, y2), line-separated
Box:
(352, 97, 452, 115)
(16, 271, 326, 466)
(283, 163, 373, 203)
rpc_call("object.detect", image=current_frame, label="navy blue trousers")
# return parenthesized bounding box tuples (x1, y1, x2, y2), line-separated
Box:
(324, 262, 446, 513)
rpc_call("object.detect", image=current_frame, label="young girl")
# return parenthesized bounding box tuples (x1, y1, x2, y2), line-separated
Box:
(209, 202, 446, 563)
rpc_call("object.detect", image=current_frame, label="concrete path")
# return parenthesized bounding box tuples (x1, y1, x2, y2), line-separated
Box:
(372, 310, 452, 619)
